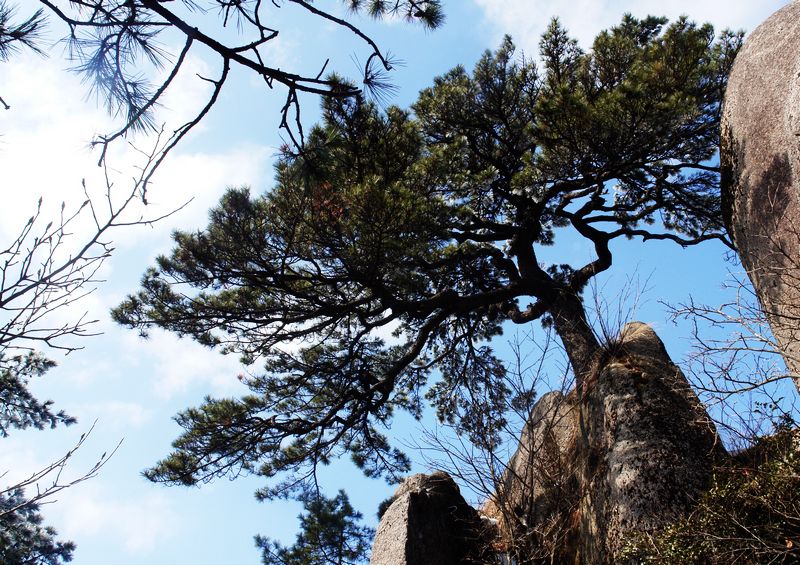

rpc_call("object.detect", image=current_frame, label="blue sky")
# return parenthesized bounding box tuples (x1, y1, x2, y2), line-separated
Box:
(0, 0, 791, 563)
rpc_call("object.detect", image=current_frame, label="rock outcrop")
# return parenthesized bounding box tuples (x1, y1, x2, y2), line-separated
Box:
(369, 471, 493, 565)
(486, 322, 725, 563)
(577, 323, 725, 562)
(483, 390, 581, 561)
(721, 1, 800, 393)
(372, 323, 725, 564)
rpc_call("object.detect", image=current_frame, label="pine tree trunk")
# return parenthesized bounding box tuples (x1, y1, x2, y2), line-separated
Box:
(548, 290, 601, 391)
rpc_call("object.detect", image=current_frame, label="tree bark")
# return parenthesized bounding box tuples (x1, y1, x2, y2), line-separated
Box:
(548, 289, 601, 391)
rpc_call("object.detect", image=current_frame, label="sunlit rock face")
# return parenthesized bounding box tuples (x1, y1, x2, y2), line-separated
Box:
(721, 1, 800, 393)
(369, 471, 493, 565)
(373, 324, 724, 563)
(487, 322, 725, 564)
(482, 390, 581, 562)
(577, 323, 725, 562)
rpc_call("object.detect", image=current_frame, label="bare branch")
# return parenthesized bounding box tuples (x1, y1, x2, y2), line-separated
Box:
(0, 422, 121, 518)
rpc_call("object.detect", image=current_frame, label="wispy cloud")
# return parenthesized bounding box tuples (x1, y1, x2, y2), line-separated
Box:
(78, 401, 153, 429)
(55, 483, 180, 554)
(472, 0, 790, 53)
(1, 49, 272, 241)
(1, 45, 273, 377)
(118, 329, 246, 400)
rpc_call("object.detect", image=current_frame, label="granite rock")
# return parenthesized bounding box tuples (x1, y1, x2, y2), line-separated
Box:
(721, 1, 800, 393)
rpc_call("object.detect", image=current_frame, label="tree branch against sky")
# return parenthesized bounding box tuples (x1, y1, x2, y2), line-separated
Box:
(256, 489, 373, 565)
(0, 154, 185, 561)
(113, 16, 743, 503)
(1, 0, 444, 200)
(0, 3, 441, 558)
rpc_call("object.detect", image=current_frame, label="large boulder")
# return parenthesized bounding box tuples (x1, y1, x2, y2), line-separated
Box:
(721, 1, 800, 393)
(577, 322, 725, 562)
(369, 471, 493, 565)
(488, 322, 725, 563)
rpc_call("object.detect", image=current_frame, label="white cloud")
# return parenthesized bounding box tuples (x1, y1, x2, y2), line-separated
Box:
(0, 43, 273, 367)
(1, 424, 174, 556)
(114, 143, 273, 247)
(0, 49, 272, 240)
(119, 329, 245, 400)
(55, 483, 180, 554)
(44, 324, 245, 400)
(0, 436, 44, 486)
(80, 401, 153, 429)
(152, 54, 218, 132)
(472, 0, 791, 53)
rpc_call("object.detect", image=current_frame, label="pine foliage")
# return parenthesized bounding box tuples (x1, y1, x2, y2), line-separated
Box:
(256, 490, 373, 565)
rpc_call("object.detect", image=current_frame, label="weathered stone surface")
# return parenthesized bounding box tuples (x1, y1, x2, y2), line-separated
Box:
(483, 390, 580, 562)
(721, 1, 800, 393)
(370, 471, 492, 565)
(578, 322, 725, 562)
(488, 322, 724, 563)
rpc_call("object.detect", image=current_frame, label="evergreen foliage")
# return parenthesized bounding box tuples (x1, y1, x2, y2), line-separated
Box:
(0, 353, 76, 437)
(0, 0, 45, 62)
(0, 354, 76, 561)
(0, 489, 74, 564)
(255, 490, 373, 565)
(114, 15, 742, 500)
(1, 0, 444, 183)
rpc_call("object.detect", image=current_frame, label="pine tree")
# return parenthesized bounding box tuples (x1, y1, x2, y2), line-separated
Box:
(256, 490, 373, 565)
(1, 0, 444, 188)
(0, 356, 75, 563)
(0, 356, 76, 563)
(0, 353, 75, 437)
(114, 15, 742, 500)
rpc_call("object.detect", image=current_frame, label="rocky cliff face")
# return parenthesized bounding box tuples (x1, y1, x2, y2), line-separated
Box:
(721, 1, 800, 393)
(483, 390, 580, 562)
(372, 323, 725, 564)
